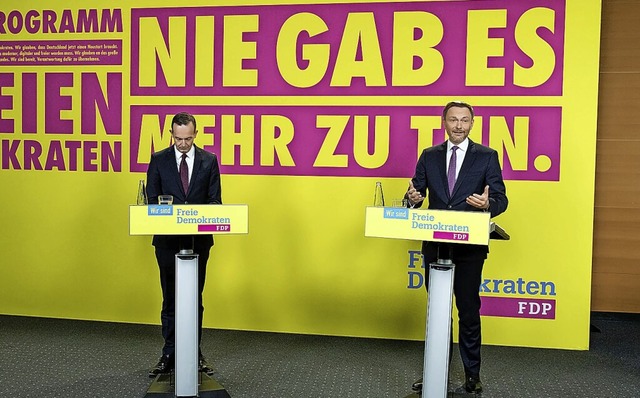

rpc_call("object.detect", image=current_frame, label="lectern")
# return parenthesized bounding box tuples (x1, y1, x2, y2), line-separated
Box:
(130, 204, 249, 398)
(364, 206, 508, 398)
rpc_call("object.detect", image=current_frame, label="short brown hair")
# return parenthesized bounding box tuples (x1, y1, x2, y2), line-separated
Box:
(442, 101, 474, 119)
(171, 112, 197, 131)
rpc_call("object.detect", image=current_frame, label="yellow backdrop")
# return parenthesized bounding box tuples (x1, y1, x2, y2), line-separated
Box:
(0, 0, 601, 350)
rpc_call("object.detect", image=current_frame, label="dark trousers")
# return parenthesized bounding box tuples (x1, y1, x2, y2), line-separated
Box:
(155, 246, 210, 357)
(424, 250, 484, 377)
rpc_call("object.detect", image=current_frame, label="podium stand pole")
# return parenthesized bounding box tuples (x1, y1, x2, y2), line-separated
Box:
(175, 250, 199, 397)
(422, 259, 455, 398)
(145, 247, 232, 398)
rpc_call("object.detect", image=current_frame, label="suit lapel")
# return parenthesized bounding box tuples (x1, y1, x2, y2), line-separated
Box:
(165, 146, 186, 197)
(188, 146, 203, 198)
(451, 140, 477, 198)
(435, 142, 450, 199)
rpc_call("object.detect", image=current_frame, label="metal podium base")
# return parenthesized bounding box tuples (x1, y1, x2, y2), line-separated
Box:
(403, 386, 477, 397)
(403, 391, 466, 397)
(145, 372, 231, 398)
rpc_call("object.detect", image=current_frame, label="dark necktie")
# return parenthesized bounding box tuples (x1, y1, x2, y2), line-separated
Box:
(180, 153, 189, 194)
(447, 146, 459, 195)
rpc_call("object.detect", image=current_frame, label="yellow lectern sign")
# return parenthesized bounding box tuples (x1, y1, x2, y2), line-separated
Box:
(129, 204, 248, 235)
(364, 206, 490, 245)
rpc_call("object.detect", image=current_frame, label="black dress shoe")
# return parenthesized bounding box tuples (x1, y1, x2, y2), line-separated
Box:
(454, 374, 483, 394)
(199, 356, 215, 376)
(411, 377, 423, 392)
(148, 355, 174, 378)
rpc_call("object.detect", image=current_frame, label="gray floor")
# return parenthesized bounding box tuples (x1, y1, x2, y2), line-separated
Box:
(0, 313, 638, 397)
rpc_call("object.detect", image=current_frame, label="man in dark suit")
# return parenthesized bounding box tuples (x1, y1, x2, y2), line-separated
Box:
(145, 112, 222, 377)
(407, 101, 508, 394)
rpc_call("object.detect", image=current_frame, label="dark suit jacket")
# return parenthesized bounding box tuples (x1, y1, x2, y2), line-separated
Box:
(146, 145, 222, 251)
(411, 139, 508, 260)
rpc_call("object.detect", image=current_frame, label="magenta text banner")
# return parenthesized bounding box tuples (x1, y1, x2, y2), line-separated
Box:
(433, 231, 469, 242)
(481, 296, 556, 319)
(0, 40, 122, 66)
(198, 224, 231, 232)
(130, 0, 565, 96)
(130, 105, 561, 180)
